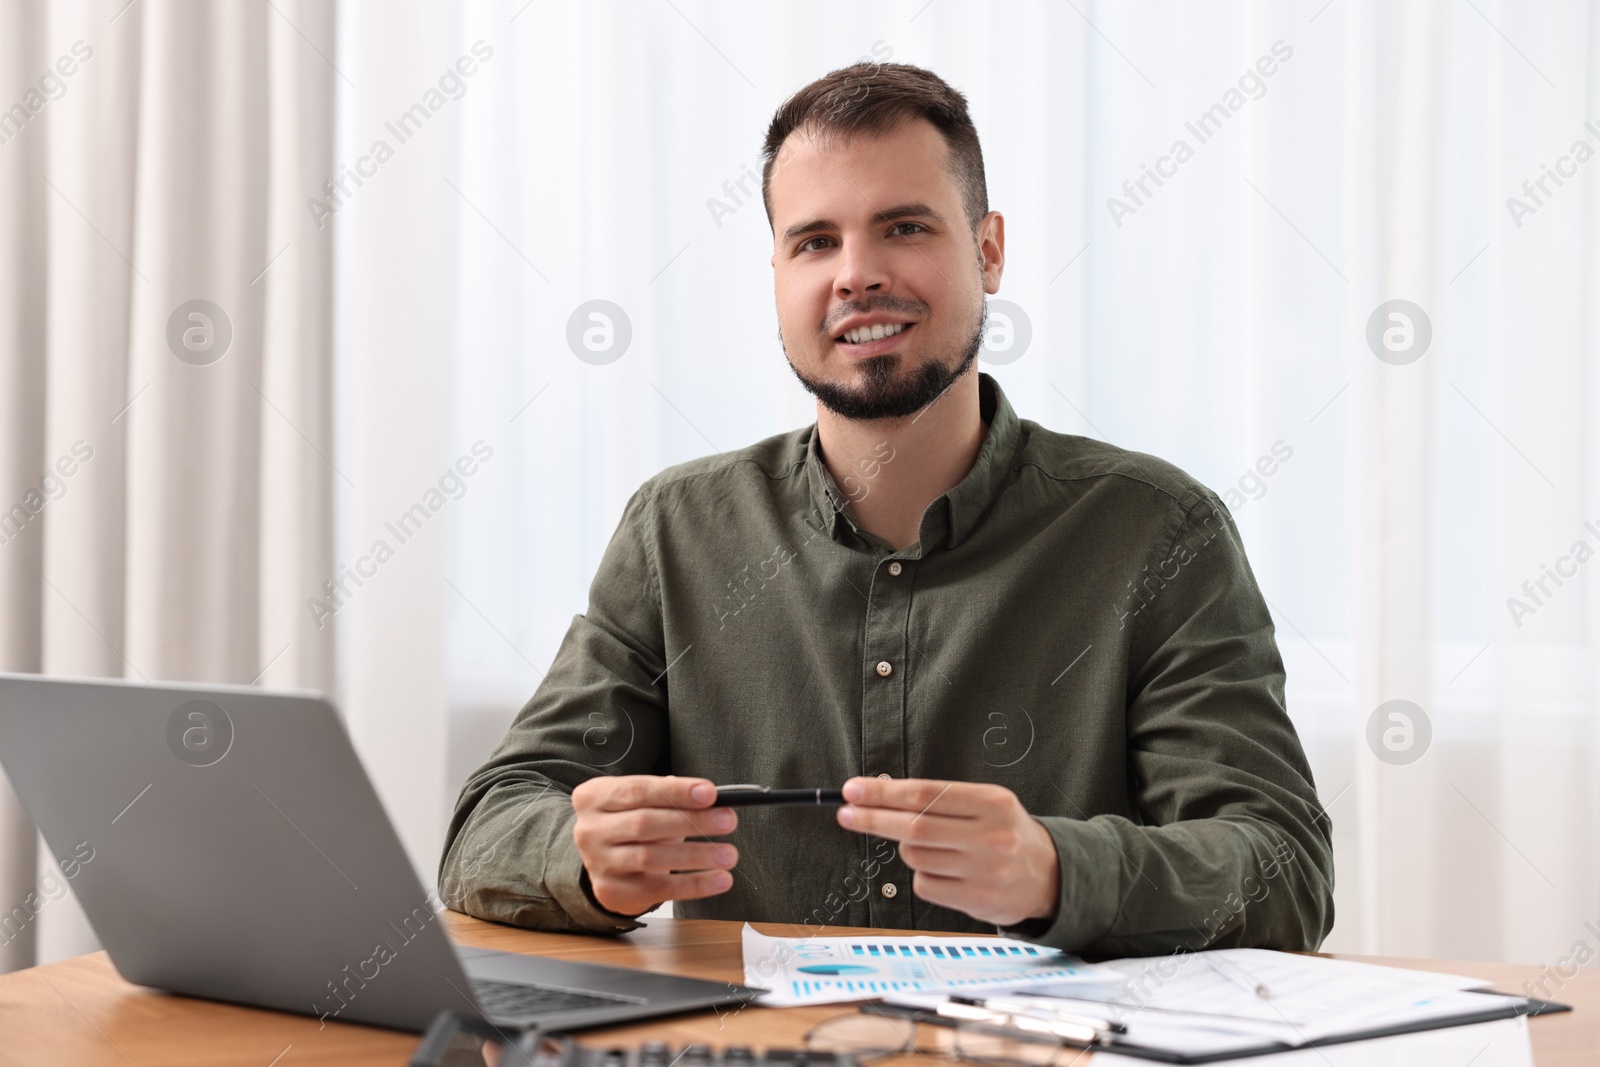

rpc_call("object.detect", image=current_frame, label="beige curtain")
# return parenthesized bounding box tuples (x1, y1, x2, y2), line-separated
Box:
(0, 0, 336, 969)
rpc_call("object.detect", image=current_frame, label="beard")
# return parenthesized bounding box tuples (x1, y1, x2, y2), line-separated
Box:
(783, 299, 987, 421)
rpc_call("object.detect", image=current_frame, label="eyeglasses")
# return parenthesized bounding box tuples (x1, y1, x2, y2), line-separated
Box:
(804, 1010, 1068, 1066)
(408, 1011, 568, 1067)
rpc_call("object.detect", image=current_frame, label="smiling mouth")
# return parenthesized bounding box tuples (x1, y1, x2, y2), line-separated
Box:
(835, 322, 914, 347)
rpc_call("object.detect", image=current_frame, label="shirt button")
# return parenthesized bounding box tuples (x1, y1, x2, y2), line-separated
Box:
(881, 883, 898, 899)
(888, 561, 903, 576)
(875, 660, 893, 677)
(877, 772, 891, 780)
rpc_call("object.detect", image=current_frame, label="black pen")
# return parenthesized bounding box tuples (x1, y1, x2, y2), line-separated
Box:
(714, 784, 845, 806)
(935, 999, 1120, 1050)
(946, 994, 1125, 1036)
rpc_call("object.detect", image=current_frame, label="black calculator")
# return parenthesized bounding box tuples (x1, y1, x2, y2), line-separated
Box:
(581, 1043, 859, 1067)
(411, 1013, 862, 1067)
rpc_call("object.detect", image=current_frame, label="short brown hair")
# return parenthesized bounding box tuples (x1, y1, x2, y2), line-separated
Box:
(761, 62, 989, 232)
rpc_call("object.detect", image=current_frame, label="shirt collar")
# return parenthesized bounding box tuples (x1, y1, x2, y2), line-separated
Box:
(800, 372, 1023, 555)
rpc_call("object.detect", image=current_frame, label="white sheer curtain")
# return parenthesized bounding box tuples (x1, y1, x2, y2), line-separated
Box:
(332, 0, 1600, 966)
(0, 0, 335, 968)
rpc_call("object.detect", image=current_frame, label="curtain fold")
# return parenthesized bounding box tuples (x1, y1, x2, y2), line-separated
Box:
(0, 0, 335, 969)
(337, 0, 461, 885)
(0, 0, 50, 977)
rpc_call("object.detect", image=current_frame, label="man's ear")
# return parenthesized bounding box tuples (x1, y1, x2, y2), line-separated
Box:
(978, 211, 1006, 295)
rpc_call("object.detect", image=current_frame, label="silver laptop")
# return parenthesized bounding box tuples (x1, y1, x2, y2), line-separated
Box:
(0, 673, 762, 1032)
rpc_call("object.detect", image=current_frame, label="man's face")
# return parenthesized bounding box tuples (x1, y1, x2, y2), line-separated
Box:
(768, 119, 1003, 421)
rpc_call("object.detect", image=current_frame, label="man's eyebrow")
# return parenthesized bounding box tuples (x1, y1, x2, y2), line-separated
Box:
(781, 202, 947, 244)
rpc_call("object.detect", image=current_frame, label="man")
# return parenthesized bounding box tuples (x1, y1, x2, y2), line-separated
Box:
(440, 63, 1334, 954)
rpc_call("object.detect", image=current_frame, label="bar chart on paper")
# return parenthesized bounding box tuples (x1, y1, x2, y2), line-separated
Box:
(741, 924, 1114, 1006)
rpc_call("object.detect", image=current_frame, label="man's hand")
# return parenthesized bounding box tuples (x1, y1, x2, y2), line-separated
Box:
(836, 777, 1060, 928)
(571, 775, 738, 917)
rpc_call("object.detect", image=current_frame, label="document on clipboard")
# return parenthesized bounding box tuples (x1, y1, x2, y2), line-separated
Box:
(874, 948, 1569, 1063)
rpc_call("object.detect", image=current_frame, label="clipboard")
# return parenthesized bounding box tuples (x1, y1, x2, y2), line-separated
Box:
(866, 989, 1571, 1063)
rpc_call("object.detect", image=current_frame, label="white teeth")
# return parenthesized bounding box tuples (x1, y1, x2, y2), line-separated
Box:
(842, 322, 905, 344)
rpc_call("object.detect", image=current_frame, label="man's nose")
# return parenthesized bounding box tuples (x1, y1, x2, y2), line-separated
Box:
(833, 237, 891, 300)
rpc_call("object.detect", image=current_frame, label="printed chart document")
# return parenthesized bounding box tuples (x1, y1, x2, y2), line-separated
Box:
(740, 924, 1113, 1007)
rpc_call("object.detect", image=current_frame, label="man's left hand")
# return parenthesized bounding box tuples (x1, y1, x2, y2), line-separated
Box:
(836, 777, 1060, 928)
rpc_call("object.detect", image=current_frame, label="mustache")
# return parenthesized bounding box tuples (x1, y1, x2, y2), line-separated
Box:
(819, 295, 930, 335)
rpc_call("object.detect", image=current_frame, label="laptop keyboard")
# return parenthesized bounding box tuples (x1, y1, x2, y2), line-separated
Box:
(472, 977, 643, 1018)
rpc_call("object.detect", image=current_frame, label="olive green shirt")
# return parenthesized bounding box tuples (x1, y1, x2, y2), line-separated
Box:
(440, 373, 1334, 955)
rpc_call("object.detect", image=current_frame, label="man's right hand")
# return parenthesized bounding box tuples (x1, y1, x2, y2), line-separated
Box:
(571, 775, 739, 917)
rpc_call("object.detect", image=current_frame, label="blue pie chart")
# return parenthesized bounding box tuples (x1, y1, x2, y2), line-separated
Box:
(797, 964, 877, 975)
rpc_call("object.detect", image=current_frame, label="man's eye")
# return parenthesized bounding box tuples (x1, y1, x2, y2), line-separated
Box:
(888, 222, 925, 237)
(799, 236, 833, 253)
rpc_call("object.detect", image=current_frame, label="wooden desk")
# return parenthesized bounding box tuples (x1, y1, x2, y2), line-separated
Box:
(0, 913, 1592, 1066)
